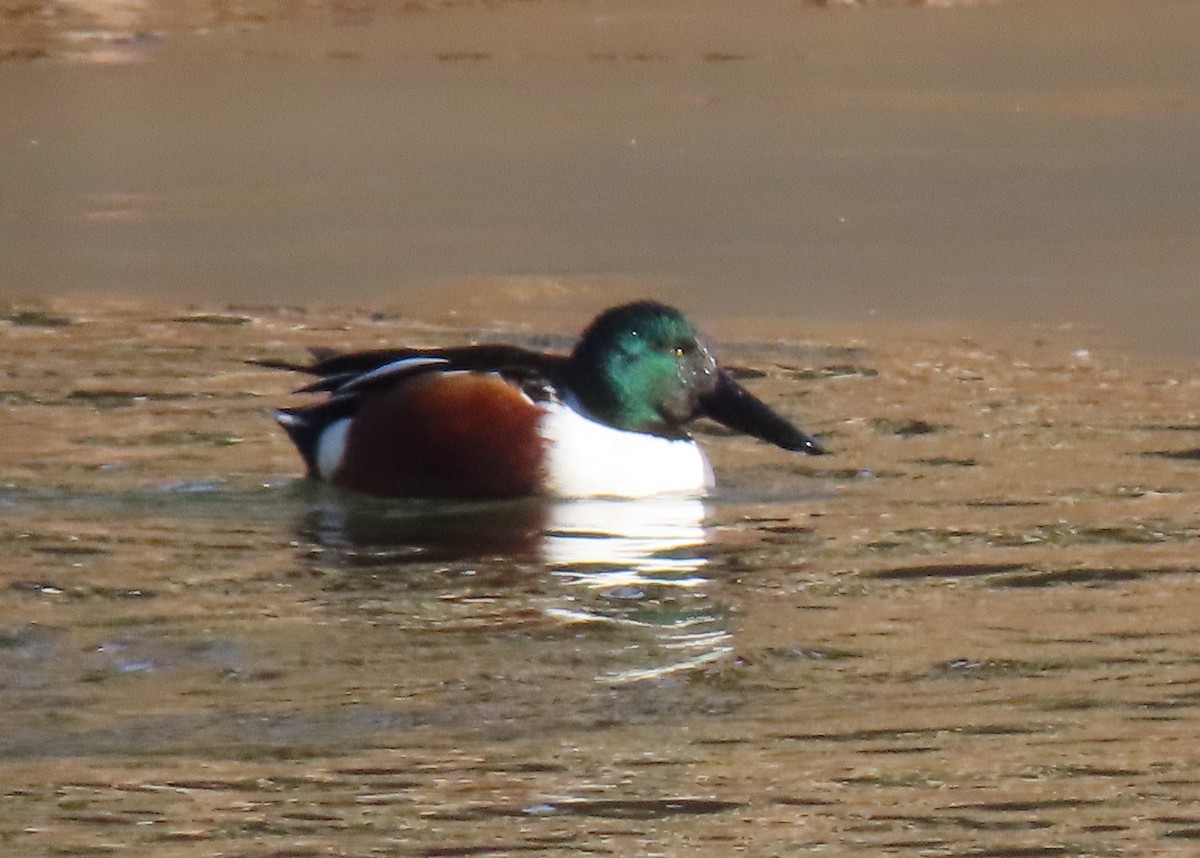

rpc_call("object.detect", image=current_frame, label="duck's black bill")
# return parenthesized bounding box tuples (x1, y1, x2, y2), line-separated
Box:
(699, 371, 826, 455)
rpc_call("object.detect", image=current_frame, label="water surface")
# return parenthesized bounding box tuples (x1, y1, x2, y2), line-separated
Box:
(3, 0, 1200, 354)
(4, 1, 1200, 853)
(0, 302, 1198, 855)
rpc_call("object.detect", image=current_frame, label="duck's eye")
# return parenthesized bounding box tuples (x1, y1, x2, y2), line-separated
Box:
(672, 345, 686, 358)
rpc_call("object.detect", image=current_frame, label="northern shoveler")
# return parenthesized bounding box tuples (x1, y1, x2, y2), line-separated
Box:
(259, 300, 825, 499)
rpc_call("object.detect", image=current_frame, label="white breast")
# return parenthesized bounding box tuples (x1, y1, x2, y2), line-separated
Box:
(539, 401, 714, 498)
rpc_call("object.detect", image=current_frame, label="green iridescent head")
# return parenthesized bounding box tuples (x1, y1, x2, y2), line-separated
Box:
(566, 300, 825, 455)
(568, 301, 717, 435)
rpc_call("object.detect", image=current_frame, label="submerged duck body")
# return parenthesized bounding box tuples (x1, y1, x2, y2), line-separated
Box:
(262, 301, 824, 499)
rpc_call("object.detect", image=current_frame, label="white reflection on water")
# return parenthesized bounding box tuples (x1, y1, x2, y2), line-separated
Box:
(542, 496, 730, 685)
(543, 496, 709, 580)
(297, 490, 729, 685)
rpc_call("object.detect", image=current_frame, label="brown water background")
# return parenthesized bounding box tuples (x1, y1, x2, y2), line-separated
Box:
(5, 0, 1200, 355)
(3, 2, 1200, 856)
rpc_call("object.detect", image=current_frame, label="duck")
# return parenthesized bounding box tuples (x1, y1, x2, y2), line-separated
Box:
(258, 300, 825, 498)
